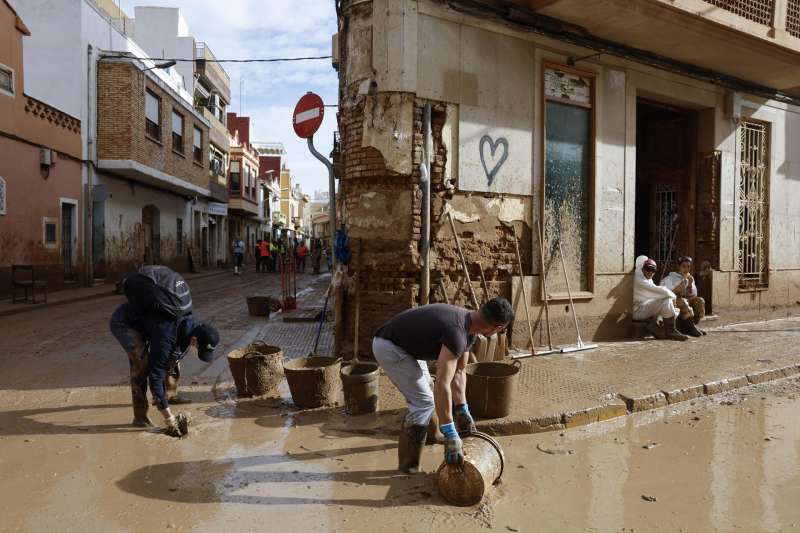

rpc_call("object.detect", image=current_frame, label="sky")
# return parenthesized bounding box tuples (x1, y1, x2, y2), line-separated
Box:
(119, 0, 339, 196)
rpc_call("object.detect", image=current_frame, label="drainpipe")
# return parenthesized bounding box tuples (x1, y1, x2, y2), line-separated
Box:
(85, 44, 95, 285)
(420, 103, 432, 304)
(307, 136, 336, 267)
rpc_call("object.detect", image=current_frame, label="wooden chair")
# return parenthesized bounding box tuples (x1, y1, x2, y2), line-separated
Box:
(11, 265, 47, 304)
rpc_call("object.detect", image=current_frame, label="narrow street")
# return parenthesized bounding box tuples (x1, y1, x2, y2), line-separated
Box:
(1, 269, 799, 531)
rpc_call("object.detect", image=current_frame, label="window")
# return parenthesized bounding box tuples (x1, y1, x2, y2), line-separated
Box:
(542, 64, 595, 296)
(230, 160, 241, 194)
(176, 218, 183, 254)
(738, 119, 770, 289)
(172, 110, 184, 153)
(0, 64, 13, 96)
(43, 218, 57, 247)
(244, 166, 250, 198)
(145, 90, 161, 140)
(193, 127, 202, 163)
(0, 177, 5, 215)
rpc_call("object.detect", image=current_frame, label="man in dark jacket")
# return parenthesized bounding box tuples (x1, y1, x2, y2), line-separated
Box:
(110, 266, 219, 437)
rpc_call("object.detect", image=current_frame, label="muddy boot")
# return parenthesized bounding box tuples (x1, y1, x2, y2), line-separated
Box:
(645, 317, 666, 340)
(678, 317, 703, 337)
(664, 317, 688, 341)
(426, 412, 444, 445)
(398, 422, 428, 474)
(132, 416, 154, 428)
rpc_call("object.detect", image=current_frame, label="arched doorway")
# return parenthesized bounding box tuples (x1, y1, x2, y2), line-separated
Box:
(141, 204, 161, 264)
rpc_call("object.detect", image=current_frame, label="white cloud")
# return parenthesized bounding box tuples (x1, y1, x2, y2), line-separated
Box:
(120, 0, 339, 193)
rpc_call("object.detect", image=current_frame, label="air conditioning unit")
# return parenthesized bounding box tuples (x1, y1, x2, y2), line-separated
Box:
(40, 148, 53, 167)
(210, 158, 222, 174)
(331, 33, 339, 70)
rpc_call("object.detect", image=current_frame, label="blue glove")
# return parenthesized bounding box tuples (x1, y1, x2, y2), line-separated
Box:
(454, 403, 477, 435)
(440, 422, 464, 466)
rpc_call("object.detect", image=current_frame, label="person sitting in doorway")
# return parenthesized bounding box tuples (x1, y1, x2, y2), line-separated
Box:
(632, 255, 688, 341)
(659, 256, 706, 337)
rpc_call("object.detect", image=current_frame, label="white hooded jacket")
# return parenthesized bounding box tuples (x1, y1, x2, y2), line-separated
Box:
(659, 271, 698, 299)
(633, 255, 675, 313)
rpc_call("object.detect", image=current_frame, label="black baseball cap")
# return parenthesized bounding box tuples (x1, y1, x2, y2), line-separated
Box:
(192, 324, 220, 362)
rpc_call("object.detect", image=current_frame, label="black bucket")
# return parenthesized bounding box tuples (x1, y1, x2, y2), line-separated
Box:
(340, 362, 380, 415)
(465, 360, 521, 419)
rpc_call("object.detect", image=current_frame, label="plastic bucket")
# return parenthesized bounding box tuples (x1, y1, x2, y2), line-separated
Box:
(227, 342, 284, 397)
(465, 361, 521, 419)
(283, 356, 341, 409)
(340, 362, 380, 415)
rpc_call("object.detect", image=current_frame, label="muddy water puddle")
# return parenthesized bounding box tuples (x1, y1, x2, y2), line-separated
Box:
(2, 378, 800, 532)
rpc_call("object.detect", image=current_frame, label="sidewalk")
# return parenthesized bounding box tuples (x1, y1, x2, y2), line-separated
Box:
(0, 268, 229, 318)
(336, 316, 800, 438)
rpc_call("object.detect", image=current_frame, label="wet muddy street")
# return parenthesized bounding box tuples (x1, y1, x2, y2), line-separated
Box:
(1, 275, 799, 532)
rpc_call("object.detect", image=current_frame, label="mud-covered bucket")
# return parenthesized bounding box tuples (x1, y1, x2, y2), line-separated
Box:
(340, 362, 379, 415)
(436, 431, 505, 506)
(227, 342, 284, 397)
(246, 296, 272, 317)
(465, 360, 520, 419)
(283, 356, 341, 409)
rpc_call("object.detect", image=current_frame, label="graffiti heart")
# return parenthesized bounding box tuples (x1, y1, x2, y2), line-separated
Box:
(479, 135, 509, 186)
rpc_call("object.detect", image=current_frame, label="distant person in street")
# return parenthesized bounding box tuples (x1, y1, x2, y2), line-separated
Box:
(323, 245, 332, 272)
(231, 236, 245, 275)
(109, 265, 220, 438)
(632, 255, 688, 341)
(269, 238, 279, 272)
(257, 238, 270, 273)
(296, 241, 308, 273)
(660, 256, 706, 337)
(311, 239, 322, 274)
(372, 299, 514, 473)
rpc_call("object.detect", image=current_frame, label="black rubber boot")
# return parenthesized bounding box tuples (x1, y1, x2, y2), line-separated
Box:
(678, 317, 703, 337)
(132, 416, 154, 428)
(646, 317, 666, 339)
(664, 317, 689, 341)
(398, 422, 428, 473)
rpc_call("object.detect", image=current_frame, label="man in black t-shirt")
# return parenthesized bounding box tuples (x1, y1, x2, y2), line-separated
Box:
(373, 298, 514, 473)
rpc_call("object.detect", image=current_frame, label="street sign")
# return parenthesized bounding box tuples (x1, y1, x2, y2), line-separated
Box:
(292, 92, 325, 139)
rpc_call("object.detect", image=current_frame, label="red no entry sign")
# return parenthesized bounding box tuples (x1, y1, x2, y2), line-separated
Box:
(293, 92, 325, 139)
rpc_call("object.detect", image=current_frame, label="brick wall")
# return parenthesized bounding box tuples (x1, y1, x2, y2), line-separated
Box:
(97, 61, 209, 188)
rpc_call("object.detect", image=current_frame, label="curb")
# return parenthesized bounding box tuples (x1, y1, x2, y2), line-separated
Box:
(0, 269, 229, 319)
(473, 362, 800, 437)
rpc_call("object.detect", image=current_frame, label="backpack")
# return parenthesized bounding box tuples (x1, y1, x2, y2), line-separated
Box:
(123, 265, 192, 318)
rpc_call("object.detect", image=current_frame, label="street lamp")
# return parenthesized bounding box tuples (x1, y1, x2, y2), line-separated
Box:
(142, 60, 177, 72)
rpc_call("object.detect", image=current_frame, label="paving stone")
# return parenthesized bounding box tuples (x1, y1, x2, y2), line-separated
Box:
(662, 385, 705, 404)
(704, 376, 750, 395)
(619, 392, 668, 413)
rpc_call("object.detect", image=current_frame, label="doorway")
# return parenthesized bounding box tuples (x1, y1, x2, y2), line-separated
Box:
(141, 204, 161, 265)
(634, 99, 697, 279)
(61, 202, 76, 280)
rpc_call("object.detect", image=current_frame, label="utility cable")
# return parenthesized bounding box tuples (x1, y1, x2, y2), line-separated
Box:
(101, 54, 332, 63)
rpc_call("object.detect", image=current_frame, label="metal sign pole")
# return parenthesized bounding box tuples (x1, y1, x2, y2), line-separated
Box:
(307, 136, 336, 267)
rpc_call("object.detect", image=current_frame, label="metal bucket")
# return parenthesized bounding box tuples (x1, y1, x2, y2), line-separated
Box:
(340, 362, 379, 415)
(465, 360, 521, 419)
(283, 356, 341, 409)
(226, 342, 284, 397)
(436, 431, 505, 506)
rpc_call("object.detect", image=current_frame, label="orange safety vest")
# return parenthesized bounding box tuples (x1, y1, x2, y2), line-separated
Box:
(297, 245, 308, 258)
(258, 241, 270, 257)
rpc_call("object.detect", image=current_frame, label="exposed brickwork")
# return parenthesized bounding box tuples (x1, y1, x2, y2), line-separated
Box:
(97, 61, 208, 188)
